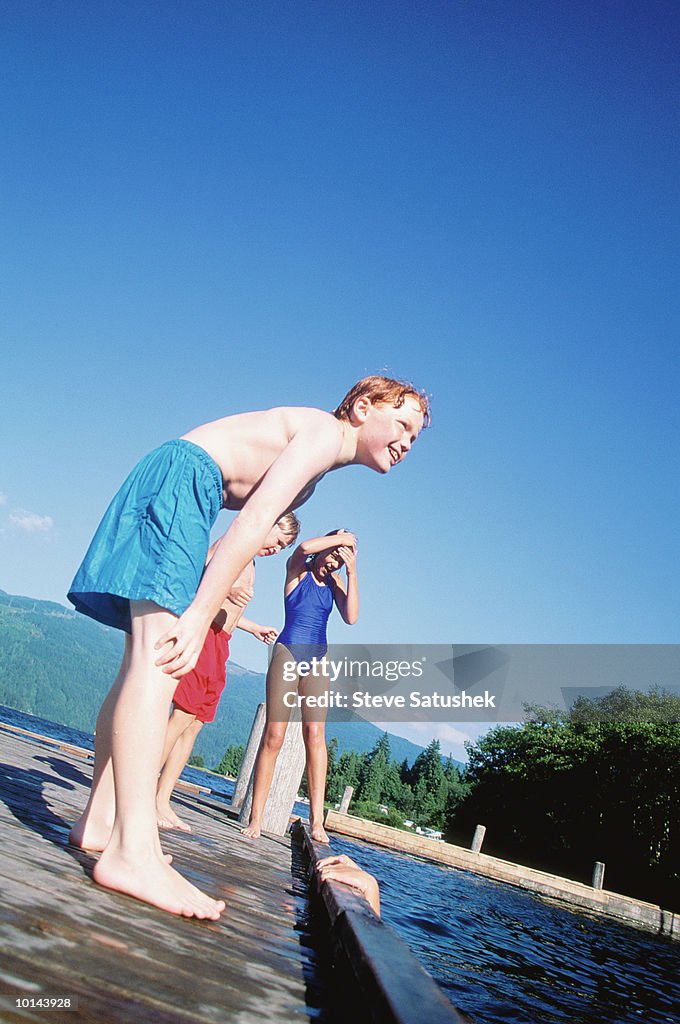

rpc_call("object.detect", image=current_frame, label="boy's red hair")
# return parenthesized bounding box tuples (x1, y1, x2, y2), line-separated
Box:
(334, 376, 431, 426)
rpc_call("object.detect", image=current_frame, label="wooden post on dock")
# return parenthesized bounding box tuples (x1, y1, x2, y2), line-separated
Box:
(592, 861, 606, 890)
(231, 703, 267, 812)
(339, 785, 354, 814)
(470, 825, 486, 853)
(237, 706, 307, 836)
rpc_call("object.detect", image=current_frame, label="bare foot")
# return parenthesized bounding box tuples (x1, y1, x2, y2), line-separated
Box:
(92, 844, 225, 918)
(310, 823, 330, 844)
(71, 814, 174, 858)
(69, 813, 113, 853)
(157, 804, 192, 832)
(241, 821, 262, 839)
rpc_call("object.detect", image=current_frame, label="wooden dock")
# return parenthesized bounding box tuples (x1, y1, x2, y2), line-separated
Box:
(0, 725, 330, 1023)
(0, 724, 466, 1024)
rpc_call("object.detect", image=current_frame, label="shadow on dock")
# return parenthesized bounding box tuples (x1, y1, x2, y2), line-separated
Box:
(0, 723, 467, 1024)
(0, 726, 338, 1023)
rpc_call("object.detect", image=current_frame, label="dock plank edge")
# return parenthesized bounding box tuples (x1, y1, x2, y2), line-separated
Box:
(293, 821, 467, 1024)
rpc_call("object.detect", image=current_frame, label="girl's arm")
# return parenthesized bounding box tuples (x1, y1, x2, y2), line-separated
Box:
(285, 530, 356, 579)
(330, 545, 359, 624)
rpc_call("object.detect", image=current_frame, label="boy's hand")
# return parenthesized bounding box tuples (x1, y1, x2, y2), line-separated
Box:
(316, 855, 380, 914)
(317, 854, 354, 870)
(155, 609, 209, 679)
(228, 582, 254, 609)
(254, 625, 278, 644)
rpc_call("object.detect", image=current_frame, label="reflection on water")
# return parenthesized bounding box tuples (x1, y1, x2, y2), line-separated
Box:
(332, 836, 680, 1024)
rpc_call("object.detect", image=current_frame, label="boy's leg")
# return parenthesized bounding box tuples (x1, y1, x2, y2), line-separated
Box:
(157, 714, 203, 831)
(241, 646, 292, 839)
(69, 636, 131, 851)
(160, 706, 196, 769)
(92, 600, 225, 918)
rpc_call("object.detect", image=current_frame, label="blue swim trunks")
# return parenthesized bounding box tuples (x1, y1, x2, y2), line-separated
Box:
(68, 440, 223, 633)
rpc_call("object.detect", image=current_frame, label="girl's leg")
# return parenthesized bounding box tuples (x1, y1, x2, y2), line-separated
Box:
(69, 635, 131, 851)
(157, 715, 203, 831)
(300, 662, 330, 843)
(241, 645, 293, 839)
(240, 722, 287, 838)
(92, 600, 225, 918)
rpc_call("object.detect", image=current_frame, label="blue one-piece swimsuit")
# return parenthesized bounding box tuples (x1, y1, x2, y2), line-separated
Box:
(276, 571, 334, 661)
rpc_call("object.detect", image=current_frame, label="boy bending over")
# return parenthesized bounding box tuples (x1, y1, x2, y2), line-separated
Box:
(68, 376, 429, 918)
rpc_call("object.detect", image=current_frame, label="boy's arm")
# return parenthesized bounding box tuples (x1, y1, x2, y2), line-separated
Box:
(209, 538, 253, 610)
(156, 416, 343, 677)
(317, 855, 380, 916)
(220, 561, 255, 634)
(330, 545, 359, 625)
(237, 617, 278, 644)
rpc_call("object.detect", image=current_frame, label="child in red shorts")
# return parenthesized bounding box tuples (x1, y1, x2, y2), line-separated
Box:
(156, 514, 299, 831)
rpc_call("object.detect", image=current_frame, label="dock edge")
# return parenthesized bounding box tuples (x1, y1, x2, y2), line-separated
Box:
(294, 821, 468, 1024)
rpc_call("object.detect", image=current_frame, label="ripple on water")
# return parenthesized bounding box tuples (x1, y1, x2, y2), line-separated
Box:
(331, 836, 680, 1024)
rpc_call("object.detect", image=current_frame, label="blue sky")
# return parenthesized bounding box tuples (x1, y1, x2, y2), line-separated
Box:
(2, 1, 678, 759)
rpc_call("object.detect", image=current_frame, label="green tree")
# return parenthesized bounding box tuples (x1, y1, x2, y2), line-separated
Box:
(216, 744, 245, 777)
(569, 685, 680, 724)
(324, 736, 341, 801)
(334, 748, 362, 795)
(355, 733, 391, 804)
(450, 688, 680, 909)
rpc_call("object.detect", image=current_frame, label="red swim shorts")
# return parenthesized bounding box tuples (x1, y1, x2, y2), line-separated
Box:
(172, 624, 232, 724)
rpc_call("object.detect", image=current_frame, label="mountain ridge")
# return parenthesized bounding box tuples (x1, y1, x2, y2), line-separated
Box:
(0, 587, 448, 768)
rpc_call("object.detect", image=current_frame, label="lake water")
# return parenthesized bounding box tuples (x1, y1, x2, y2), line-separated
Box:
(2, 705, 679, 1024)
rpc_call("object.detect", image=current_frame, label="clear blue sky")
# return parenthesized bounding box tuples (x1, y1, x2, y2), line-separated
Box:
(2, 1, 678, 759)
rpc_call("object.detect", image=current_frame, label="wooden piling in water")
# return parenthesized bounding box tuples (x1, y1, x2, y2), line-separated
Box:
(470, 824, 486, 853)
(592, 861, 606, 890)
(230, 701, 266, 811)
(339, 784, 354, 813)
(235, 704, 306, 836)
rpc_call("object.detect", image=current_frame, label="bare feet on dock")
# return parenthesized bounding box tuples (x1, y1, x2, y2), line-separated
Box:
(69, 813, 113, 853)
(241, 821, 261, 839)
(310, 822, 330, 844)
(157, 803, 192, 832)
(70, 817, 175, 865)
(92, 845, 225, 918)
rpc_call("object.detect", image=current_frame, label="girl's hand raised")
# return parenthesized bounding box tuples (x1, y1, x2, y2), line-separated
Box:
(335, 530, 356, 549)
(336, 545, 356, 572)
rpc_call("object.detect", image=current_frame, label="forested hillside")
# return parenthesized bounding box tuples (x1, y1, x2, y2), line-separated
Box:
(0, 588, 427, 768)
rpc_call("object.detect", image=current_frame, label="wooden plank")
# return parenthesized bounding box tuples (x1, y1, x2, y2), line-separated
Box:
(298, 823, 467, 1024)
(0, 729, 328, 1022)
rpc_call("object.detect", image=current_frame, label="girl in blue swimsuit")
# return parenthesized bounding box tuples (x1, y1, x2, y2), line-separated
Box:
(242, 529, 359, 841)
